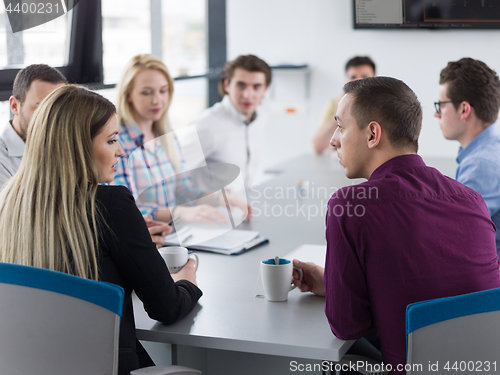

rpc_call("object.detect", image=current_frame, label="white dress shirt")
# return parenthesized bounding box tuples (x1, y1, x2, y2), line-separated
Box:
(0, 121, 25, 189)
(178, 95, 268, 195)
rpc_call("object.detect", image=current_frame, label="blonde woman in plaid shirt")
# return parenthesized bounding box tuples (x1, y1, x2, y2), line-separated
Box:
(113, 54, 249, 224)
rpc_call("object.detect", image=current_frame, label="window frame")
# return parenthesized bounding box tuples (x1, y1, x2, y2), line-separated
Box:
(0, 0, 103, 100)
(0, 0, 226, 104)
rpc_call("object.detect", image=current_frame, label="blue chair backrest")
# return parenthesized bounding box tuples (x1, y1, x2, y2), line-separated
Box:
(0, 262, 123, 316)
(0, 262, 125, 375)
(406, 287, 500, 336)
(406, 288, 500, 375)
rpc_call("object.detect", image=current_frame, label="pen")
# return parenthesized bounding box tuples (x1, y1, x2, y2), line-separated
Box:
(180, 233, 193, 243)
(167, 216, 180, 226)
(153, 216, 180, 236)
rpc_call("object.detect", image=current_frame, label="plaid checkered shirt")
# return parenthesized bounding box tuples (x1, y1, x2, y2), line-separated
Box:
(111, 122, 203, 217)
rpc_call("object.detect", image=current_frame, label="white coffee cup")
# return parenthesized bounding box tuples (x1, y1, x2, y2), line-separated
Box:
(260, 258, 303, 302)
(158, 246, 199, 274)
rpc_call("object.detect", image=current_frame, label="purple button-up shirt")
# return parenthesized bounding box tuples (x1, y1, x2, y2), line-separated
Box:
(324, 154, 500, 373)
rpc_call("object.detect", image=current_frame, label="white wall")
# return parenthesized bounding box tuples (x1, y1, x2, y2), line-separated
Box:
(227, 0, 500, 161)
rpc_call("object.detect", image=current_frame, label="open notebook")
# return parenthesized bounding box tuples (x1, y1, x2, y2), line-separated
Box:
(164, 226, 268, 255)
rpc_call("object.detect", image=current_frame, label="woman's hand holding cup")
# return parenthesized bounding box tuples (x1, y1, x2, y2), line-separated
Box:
(171, 257, 198, 285)
(159, 246, 199, 285)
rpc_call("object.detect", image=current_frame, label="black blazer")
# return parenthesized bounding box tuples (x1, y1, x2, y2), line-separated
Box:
(96, 185, 202, 375)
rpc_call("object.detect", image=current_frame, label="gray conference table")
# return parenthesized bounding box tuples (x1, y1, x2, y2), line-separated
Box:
(132, 152, 456, 374)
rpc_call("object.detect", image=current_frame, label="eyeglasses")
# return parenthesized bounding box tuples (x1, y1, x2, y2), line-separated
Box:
(434, 100, 473, 114)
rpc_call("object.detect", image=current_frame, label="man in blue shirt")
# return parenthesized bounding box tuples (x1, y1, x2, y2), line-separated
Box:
(436, 58, 500, 256)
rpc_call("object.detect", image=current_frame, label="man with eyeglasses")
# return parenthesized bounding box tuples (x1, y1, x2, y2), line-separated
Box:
(436, 58, 500, 256)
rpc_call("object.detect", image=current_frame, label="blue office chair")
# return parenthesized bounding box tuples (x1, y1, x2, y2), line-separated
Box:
(406, 288, 500, 375)
(0, 262, 201, 375)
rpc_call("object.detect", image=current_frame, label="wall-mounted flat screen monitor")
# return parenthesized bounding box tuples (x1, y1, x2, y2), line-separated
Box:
(354, 0, 500, 29)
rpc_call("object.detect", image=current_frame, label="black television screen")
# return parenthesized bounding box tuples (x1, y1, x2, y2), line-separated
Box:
(354, 0, 500, 29)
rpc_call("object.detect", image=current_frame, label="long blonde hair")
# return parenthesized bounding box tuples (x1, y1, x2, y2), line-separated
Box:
(117, 54, 180, 171)
(0, 85, 116, 280)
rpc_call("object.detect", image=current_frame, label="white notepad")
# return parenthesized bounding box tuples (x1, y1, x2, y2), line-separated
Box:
(164, 226, 268, 255)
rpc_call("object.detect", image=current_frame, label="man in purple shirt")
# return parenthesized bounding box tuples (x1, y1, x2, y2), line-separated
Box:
(293, 77, 500, 374)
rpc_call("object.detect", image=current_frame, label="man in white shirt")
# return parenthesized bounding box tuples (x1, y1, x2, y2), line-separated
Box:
(179, 55, 271, 195)
(0, 64, 67, 188)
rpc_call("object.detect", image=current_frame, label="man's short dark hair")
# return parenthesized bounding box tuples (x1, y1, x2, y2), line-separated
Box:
(12, 64, 67, 104)
(343, 76, 422, 152)
(439, 58, 500, 124)
(345, 56, 376, 74)
(218, 55, 272, 97)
